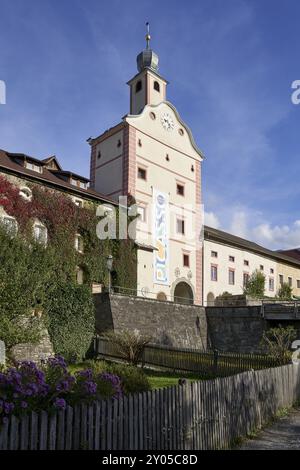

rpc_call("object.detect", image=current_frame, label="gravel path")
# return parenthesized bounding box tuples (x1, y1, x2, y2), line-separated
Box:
(240, 408, 300, 450)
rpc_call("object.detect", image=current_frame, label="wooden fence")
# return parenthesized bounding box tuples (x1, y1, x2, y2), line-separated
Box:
(94, 337, 286, 377)
(0, 364, 300, 450)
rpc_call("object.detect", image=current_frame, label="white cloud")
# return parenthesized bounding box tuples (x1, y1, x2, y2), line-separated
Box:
(204, 211, 220, 229)
(230, 211, 248, 238)
(210, 204, 300, 250)
(253, 221, 300, 250)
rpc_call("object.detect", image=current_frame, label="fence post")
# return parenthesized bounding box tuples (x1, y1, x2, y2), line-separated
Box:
(213, 349, 219, 375)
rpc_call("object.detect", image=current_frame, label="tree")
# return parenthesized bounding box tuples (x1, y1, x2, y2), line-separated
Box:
(278, 282, 293, 300)
(104, 330, 152, 365)
(261, 325, 297, 363)
(243, 269, 265, 299)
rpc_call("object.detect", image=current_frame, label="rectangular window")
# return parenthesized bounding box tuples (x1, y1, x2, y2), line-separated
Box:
(297, 280, 300, 289)
(25, 161, 42, 173)
(211, 265, 218, 282)
(137, 205, 146, 222)
(288, 277, 292, 287)
(229, 269, 235, 285)
(34, 224, 47, 245)
(270, 268, 274, 274)
(229, 255, 235, 262)
(260, 265, 264, 271)
(269, 277, 274, 291)
(279, 274, 284, 286)
(75, 234, 84, 253)
(244, 260, 249, 266)
(74, 199, 83, 208)
(79, 181, 87, 189)
(211, 251, 218, 258)
(183, 254, 190, 267)
(243, 272, 250, 287)
(176, 218, 185, 235)
(176, 183, 185, 196)
(137, 167, 147, 180)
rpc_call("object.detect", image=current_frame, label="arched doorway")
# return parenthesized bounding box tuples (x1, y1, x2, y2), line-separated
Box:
(174, 282, 194, 305)
(207, 292, 215, 306)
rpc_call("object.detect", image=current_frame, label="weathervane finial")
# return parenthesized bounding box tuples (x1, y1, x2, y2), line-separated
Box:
(145, 22, 151, 49)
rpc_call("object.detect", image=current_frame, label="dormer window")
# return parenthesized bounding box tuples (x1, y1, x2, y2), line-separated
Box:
(19, 187, 32, 201)
(70, 178, 87, 190)
(135, 80, 142, 93)
(154, 81, 160, 92)
(25, 161, 42, 173)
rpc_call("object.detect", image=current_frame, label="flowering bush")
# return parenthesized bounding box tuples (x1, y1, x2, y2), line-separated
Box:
(0, 356, 122, 423)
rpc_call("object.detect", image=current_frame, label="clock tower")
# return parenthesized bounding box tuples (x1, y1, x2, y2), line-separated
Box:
(89, 25, 204, 305)
(127, 23, 167, 115)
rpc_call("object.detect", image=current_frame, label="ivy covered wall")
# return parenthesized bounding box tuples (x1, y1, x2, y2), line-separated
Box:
(0, 173, 137, 360)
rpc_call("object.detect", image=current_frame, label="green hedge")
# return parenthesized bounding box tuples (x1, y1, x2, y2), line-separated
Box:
(46, 284, 95, 362)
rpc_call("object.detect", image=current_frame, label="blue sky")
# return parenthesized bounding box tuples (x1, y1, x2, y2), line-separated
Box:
(1, 0, 300, 249)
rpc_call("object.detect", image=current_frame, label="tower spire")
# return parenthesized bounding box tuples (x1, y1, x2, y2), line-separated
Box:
(136, 22, 159, 72)
(145, 22, 151, 49)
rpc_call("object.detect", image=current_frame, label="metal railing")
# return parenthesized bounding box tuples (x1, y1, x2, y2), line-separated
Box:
(107, 285, 201, 306)
(94, 336, 286, 378)
(261, 299, 300, 318)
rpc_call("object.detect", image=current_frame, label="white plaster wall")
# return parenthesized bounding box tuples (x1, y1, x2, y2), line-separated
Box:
(204, 239, 278, 303)
(126, 102, 202, 300)
(93, 130, 123, 199)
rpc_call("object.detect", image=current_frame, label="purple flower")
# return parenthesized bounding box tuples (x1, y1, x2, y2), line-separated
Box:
(84, 380, 97, 395)
(77, 369, 93, 380)
(53, 398, 66, 410)
(47, 356, 67, 370)
(99, 372, 123, 398)
(20, 401, 28, 409)
(3, 402, 14, 414)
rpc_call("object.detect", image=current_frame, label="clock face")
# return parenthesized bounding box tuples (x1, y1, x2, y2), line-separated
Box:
(161, 113, 174, 131)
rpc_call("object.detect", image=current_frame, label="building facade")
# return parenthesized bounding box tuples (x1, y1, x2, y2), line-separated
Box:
(0, 149, 119, 290)
(204, 226, 300, 304)
(89, 33, 204, 304)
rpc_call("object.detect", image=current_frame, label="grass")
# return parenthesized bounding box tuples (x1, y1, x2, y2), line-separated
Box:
(68, 361, 204, 390)
(143, 369, 202, 389)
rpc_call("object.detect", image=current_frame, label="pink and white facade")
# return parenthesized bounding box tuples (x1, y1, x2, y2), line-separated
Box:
(89, 39, 204, 304)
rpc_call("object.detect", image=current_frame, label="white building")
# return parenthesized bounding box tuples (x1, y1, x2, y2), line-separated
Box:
(89, 29, 204, 304)
(204, 226, 300, 305)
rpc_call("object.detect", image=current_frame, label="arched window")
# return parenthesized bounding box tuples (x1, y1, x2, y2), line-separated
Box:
(154, 81, 160, 92)
(1, 216, 18, 236)
(135, 80, 142, 93)
(19, 186, 32, 201)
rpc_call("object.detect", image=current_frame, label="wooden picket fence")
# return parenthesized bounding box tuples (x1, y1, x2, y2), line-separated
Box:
(0, 364, 300, 450)
(94, 336, 286, 377)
